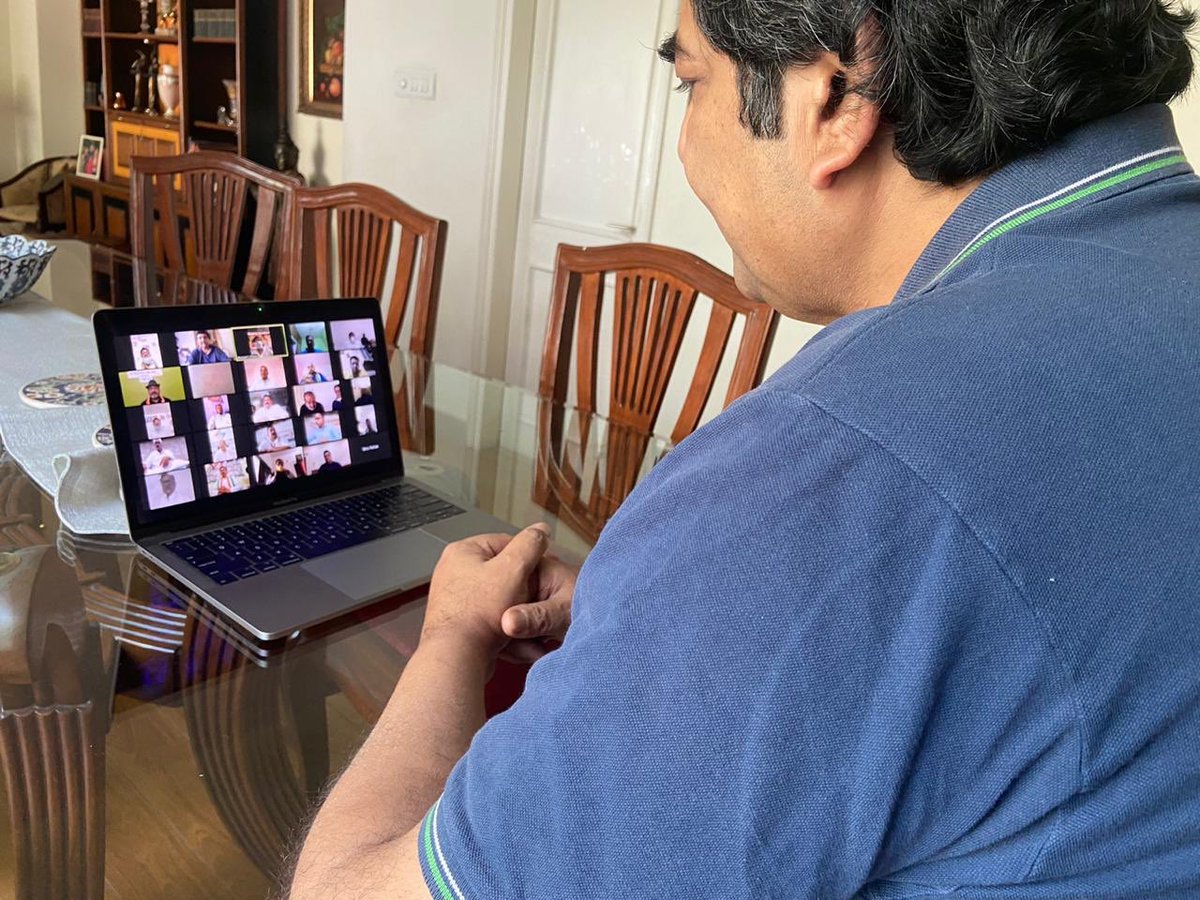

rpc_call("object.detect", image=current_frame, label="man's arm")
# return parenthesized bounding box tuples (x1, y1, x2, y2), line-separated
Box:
(287, 525, 576, 899)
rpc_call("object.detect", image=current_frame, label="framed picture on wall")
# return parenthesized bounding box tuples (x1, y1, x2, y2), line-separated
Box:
(76, 135, 105, 180)
(299, 0, 345, 119)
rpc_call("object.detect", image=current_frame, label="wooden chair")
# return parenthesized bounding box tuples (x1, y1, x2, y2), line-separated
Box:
(280, 183, 448, 357)
(129, 151, 300, 297)
(534, 243, 778, 543)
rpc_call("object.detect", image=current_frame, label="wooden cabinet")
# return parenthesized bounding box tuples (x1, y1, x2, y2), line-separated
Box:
(109, 117, 183, 181)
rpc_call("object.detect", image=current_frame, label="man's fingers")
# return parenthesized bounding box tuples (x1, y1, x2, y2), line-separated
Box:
(494, 523, 551, 577)
(501, 594, 571, 641)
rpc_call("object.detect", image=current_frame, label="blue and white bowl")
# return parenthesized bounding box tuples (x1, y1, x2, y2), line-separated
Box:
(0, 236, 56, 304)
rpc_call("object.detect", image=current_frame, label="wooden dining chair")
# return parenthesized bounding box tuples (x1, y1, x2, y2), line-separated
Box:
(280, 183, 448, 357)
(129, 151, 301, 297)
(534, 242, 779, 543)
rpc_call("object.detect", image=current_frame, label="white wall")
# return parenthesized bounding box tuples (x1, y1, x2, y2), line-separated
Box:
(0, 3, 14, 175)
(344, 0, 534, 373)
(286, 0, 343, 185)
(0, 0, 82, 170)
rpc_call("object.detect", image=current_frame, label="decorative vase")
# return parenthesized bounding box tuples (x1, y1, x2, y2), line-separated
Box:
(158, 64, 180, 117)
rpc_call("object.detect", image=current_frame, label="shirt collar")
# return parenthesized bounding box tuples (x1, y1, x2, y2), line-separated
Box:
(894, 104, 1193, 302)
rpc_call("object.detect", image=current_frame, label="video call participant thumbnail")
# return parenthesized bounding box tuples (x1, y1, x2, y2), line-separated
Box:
(130, 334, 164, 370)
(295, 353, 335, 384)
(294, 383, 337, 417)
(351, 378, 374, 406)
(304, 412, 343, 444)
(119, 369, 186, 407)
(250, 390, 289, 424)
(355, 406, 378, 436)
(233, 325, 288, 360)
(202, 396, 234, 430)
(254, 450, 301, 484)
(291, 323, 329, 354)
(144, 403, 175, 439)
(205, 460, 251, 497)
(305, 440, 351, 475)
(140, 437, 190, 474)
(256, 420, 296, 452)
(188, 362, 236, 400)
(209, 428, 238, 463)
(339, 352, 373, 380)
(145, 470, 196, 511)
(243, 357, 289, 392)
(179, 329, 233, 365)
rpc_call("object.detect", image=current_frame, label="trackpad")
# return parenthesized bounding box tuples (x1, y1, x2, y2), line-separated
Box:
(301, 530, 447, 601)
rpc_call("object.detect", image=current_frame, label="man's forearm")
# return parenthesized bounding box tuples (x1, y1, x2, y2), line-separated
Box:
(289, 632, 490, 896)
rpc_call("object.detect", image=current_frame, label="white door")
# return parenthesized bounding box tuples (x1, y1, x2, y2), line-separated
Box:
(505, 0, 680, 390)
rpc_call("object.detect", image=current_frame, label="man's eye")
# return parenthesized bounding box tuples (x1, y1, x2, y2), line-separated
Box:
(674, 80, 695, 95)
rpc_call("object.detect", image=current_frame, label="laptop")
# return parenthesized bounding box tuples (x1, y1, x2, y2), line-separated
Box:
(94, 299, 514, 641)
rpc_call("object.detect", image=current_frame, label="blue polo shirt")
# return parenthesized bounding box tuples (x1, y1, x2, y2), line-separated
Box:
(420, 105, 1200, 898)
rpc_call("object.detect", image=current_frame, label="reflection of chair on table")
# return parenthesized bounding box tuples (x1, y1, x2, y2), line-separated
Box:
(534, 243, 778, 543)
(178, 614, 329, 878)
(0, 546, 114, 900)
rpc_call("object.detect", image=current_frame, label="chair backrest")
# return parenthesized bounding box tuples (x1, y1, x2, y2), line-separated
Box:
(539, 242, 778, 445)
(129, 151, 300, 297)
(534, 242, 778, 543)
(280, 183, 448, 357)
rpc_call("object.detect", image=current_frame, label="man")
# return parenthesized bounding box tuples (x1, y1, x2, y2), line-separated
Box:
(301, 363, 328, 384)
(318, 449, 343, 473)
(254, 364, 274, 389)
(138, 346, 157, 369)
(257, 425, 287, 453)
(354, 382, 373, 406)
(250, 335, 272, 357)
(143, 379, 163, 406)
(347, 355, 363, 379)
(252, 393, 287, 424)
(188, 330, 229, 365)
(143, 439, 183, 473)
(306, 411, 341, 444)
(214, 464, 234, 495)
(146, 412, 171, 439)
(152, 471, 178, 508)
(291, 1, 1200, 897)
(331, 384, 344, 412)
(304, 334, 317, 353)
(298, 391, 325, 417)
(206, 398, 232, 431)
(357, 415, 376, 436)
(269, 459, 293, 482)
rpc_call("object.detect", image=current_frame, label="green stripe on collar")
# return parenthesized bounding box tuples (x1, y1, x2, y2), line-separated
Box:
(932, 153, 1190, 287)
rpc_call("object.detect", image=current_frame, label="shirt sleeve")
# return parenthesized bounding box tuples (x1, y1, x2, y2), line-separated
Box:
(421, 389, 1081, 899)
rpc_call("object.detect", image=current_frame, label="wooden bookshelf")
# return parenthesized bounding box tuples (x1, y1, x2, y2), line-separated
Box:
(67, 0, 289, 251)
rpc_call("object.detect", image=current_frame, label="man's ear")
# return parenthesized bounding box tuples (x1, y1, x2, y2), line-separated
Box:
(799, 56, 883, 190)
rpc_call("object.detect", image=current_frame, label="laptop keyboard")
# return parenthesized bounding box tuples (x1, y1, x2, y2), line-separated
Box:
(164, 483, 463, 585)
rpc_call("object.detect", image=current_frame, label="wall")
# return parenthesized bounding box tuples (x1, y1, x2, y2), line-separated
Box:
(0, 0, 82, 170)
(344, 0, 534, 373)
(0, 3, 13, 175)
(286, 0, 343, 185)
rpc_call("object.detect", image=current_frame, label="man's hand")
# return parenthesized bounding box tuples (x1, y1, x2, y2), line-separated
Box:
(421, 524, 557, 657)
(500, 556, 578, 663)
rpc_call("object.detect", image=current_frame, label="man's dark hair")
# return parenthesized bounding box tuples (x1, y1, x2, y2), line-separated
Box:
(664, 1, 1196, 184)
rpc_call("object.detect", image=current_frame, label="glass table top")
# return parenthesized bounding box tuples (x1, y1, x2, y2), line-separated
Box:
(0, 240, 671, 898)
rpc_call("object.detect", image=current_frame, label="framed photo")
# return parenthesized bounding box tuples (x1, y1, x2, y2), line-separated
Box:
(299, 0, 345, 119)
(76, 135, 104, 180)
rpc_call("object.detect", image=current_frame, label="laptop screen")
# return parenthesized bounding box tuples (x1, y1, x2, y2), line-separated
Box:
(95, 301, 402, 537)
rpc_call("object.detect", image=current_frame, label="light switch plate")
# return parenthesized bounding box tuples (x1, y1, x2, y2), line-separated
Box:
(395, 68, 437, 100)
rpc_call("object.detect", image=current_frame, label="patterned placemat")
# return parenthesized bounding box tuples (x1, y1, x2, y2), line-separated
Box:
(93, 424, 113, 448)
(20, 373, 106, 409)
